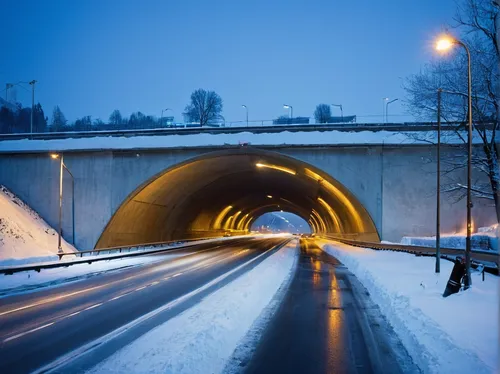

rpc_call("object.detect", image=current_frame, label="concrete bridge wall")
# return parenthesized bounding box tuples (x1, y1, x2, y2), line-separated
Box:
(0, 145, 495, 250)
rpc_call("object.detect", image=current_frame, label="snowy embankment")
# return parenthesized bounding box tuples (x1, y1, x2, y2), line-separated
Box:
(0, 129, 490, 152)
(0, 185, 76, 262)
(400, 224, 499, 252)
(87, 240, 299, 374)
(318, 239, 499, 374)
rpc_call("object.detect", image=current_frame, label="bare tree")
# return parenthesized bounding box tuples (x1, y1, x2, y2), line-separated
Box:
(403, 0, 499, 222)
(184, 89, 223, 126)
(50, 106, 67, 131)
(109, 109, 123, 126)
(314, 104, 332, 124)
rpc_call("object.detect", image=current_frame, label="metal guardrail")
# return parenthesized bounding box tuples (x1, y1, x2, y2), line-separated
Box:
(323, 235, 499, 274)
(0, 122, 495, 141)
(0, 236, 235, 275)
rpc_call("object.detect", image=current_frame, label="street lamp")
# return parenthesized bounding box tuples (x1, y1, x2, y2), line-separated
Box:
(160, 108, 171, 127)
(331, 104, 343, 123)
(242, 105, 248, 127)
(435, 35, 473, 289)
(386, 98, 398, 123)
(50, 153, 75, 251)
(283, 104, 293, 123)
(382, 97, 389, 123)
(29, 80, 37, 134)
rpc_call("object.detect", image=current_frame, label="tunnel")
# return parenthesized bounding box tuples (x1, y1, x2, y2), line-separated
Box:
(95, 148, 380, 248)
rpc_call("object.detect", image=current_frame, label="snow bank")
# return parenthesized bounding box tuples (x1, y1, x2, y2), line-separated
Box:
(319, 239, 499, 374)
(87, 240, 299, 374)
(0, 185, 76, 261)
(401, 224, 499, 252)
(0, 129, 490, 152)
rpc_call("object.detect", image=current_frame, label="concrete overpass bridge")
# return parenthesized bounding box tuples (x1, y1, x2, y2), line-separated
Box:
(0, 127, 495, 250)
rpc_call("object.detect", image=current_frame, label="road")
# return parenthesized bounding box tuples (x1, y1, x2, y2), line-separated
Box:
(238, 238, 419, 374)
(0, 236, 288, 374)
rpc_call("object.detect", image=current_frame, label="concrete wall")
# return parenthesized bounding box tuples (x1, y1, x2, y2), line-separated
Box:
(0, 145, 496, 249)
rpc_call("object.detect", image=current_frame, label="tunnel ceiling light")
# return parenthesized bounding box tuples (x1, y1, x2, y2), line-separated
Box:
(317, 197, 342, 232)
(213, 205, 233, 229)
(267, 195, 273, 199)
(255, 163, 296, 175)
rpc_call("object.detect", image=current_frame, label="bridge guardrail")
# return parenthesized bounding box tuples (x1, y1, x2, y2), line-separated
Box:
(321, 235, 499, 274)
(0, 235, 244, 275)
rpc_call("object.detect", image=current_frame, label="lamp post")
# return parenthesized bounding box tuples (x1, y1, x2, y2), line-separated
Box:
(331, 104, 343, 122)
(283, 104, 293, 123)
(29, 80, 37, 134)
(382, 97, 389, 123)
(5, 83, 13, 101)
(160, 108, 171, 127)
(436, 35, 473, 289)
(436, 89, 442, 273)
(242, 105, 248, 127)
(386, 98, 398, 123)
(51, 153, 75, 251)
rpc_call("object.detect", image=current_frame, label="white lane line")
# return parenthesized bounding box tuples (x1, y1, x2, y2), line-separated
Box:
(135, 286, 147, 291)
(150, 281, 160, 286)
(172, 272, 182, 278)
(0, 285, 106, 317)
(110, 294, 127, 301)
(163, 276, 172, 280)
(3, 322, 55, 343)
(33, 245, 276, 374)
(66, 310, 82, 318)
(83, 303, 103, 311)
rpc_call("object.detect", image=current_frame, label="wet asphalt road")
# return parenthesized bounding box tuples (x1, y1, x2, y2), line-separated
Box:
(0, 236, 287, 374)
(240, 238, 419, 374)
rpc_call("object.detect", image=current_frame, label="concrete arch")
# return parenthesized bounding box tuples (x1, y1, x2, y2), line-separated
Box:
(95, 148, 380, 248)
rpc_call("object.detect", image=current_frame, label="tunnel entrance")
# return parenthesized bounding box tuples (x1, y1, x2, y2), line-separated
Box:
(95, 148, 379, 248)
(251, 212, 312, 234)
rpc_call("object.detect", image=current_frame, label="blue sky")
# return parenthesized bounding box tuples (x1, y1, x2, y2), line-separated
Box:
(1, 0, 457, 124)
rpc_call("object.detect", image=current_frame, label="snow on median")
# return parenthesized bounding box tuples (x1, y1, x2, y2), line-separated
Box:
(318, 239, 499, 374)
(87, 239, 299, 374)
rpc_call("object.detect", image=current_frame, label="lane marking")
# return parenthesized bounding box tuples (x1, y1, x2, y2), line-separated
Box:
(150, 281, 160, 286)
(32, 243, 279, 374)
(3, 322, 55, 343)
(172, 272, 182, 278)
(66, 311, 81, 318)
(135, 286, 147, 291)
(83, 303, 102, 311)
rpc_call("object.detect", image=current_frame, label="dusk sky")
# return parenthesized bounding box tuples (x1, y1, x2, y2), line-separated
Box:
(1, 0, 457, 124)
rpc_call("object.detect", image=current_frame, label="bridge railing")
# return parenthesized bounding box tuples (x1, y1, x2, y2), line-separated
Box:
(321, 235, 499, 274)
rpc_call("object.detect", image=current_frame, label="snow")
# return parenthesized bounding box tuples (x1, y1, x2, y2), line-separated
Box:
(0, 185, 76, 261)
(86, 239, 299, 374)
(0, 129, 491, 152)
(318, 239, 499, 374)
(401, 224, 499, 252)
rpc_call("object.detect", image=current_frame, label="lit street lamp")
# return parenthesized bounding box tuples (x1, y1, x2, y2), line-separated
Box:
(50, 153, 75, 251)
(435, 35, 473, 288)
(386, 98, 398, 123)
(331, 104, 343, 122)
(242, 105, 248, 127)
(283, 104, 293, 123)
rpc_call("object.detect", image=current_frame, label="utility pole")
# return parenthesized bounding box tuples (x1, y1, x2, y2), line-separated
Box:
(29, 80, 37, 134)
(5, 83, 13, 101)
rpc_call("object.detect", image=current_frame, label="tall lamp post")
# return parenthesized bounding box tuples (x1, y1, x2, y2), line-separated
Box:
(242, 105, 248, 127)
(382, 97, 389, 123)
(386, 98, 398, 123)
(160, 108, 171, 126)
(283, 104, 293, 123)
(436, 35, 473, 289)
(436, 89, 442, 273)
(331, 104, 343, 122)
(29, 80, 37, 134)
(51, 153, 75, 251)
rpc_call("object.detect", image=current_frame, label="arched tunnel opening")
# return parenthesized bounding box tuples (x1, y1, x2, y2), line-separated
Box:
(95, 148, 380, 248)
(251, 211, 312, 234)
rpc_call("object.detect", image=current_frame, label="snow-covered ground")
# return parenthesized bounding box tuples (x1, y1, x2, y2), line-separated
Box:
(319, 239, 499, 374)
(86, 239, 299, 374)
(0, 185, 76, 261)
(0, 129, 491, 152)
(400, 224, 499, 252)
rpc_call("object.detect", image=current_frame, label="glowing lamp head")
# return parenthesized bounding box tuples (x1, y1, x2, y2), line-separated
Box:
(436, 38, 454, 51)
(50, 153, 59, 159)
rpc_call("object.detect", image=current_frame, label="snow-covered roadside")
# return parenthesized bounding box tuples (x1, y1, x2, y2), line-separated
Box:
(0, 235, 252, 297)
(318, 239, 499, 374)
(87, 239, 299, 374)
